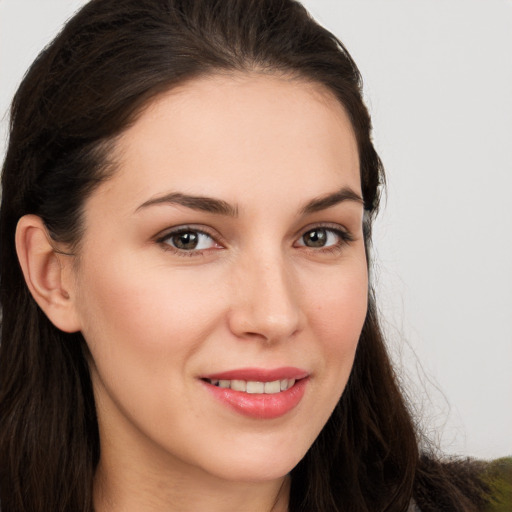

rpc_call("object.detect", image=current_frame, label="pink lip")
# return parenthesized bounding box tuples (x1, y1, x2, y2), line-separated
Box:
(200, 367, 309, 420)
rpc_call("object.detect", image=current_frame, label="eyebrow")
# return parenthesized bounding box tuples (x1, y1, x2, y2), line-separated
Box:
(300, 187, 364, 214)
(136, 192, 239, 216)
(135, 186, 363, 217)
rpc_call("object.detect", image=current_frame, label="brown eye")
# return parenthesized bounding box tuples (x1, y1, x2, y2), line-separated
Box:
(302, 229, 329, 248)
(161, 229, 217, 251)
(296, 227, 351, 250)
(171, 231, 199, 250)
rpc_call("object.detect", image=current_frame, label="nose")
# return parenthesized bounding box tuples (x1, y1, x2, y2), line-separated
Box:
(227, 252, 304, 343)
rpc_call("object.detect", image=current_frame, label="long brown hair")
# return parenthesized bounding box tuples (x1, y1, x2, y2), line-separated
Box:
(0, 1, 489, 510)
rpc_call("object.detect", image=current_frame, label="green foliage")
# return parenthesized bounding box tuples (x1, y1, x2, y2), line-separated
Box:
(484, 457, 512, 512)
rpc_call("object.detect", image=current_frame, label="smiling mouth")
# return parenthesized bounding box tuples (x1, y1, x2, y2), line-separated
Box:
(202, 378, 297, 394)
(201, 370, 309, 418)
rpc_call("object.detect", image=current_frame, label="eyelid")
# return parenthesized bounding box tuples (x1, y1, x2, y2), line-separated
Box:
(295, 222, 353, 240)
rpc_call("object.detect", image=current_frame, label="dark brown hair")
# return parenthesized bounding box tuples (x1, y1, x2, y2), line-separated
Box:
(0, 1, 489, 511)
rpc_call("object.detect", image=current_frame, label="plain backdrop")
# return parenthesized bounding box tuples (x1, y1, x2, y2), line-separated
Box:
(1, 0, 511, 460)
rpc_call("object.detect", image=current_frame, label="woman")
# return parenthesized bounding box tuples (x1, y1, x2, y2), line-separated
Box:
(0, 0, 494, 511)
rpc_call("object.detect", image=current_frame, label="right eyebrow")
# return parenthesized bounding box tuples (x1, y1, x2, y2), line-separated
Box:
(300, 186, 364, 215)
(135, 192, 239, 217)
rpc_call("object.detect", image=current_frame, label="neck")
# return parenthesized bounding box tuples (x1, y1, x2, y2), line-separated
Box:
(94, 459, 290, 512)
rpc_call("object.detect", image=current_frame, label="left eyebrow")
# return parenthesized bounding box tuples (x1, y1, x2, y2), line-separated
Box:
(300, 187, 364, 215)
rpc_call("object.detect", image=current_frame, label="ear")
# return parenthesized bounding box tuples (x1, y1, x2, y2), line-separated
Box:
(15, 214, 82, 333)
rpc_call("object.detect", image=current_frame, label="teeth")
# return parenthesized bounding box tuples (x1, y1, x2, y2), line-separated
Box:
(284, 378, 295, 390)
(264, 380, 280, 393)
(230, 379, 247, 392)
(246, 381, 265, 393)
(206, 378, 297, 394)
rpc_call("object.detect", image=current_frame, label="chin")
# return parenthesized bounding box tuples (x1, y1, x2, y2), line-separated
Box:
(196, 437, 311, 483)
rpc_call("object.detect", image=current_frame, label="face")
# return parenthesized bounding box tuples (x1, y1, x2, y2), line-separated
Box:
(69, 74, 368, 484)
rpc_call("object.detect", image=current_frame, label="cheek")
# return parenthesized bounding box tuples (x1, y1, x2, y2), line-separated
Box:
(304, 255, 368, 391)
(284, 256, 367, 455)
(75, 254, 230, 439)
(308, 256, 368, 344)
(78, 254, 218, 342)
(74, 252, 228, 397)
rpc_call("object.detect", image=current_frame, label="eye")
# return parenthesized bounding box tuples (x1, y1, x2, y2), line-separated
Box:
(296, 227, 351, 249)
(158, 228, 219, 252)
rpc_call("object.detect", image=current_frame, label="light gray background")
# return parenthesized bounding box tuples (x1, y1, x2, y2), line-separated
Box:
(1, 0, 511, 459)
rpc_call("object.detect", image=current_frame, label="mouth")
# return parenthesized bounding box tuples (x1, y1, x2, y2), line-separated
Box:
(200, 367, 309, 419)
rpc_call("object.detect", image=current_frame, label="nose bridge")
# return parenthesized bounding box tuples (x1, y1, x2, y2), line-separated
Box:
(229, 246, 302, 342)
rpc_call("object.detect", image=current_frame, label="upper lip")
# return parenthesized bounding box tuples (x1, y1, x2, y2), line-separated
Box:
(201, 367, 309, 382)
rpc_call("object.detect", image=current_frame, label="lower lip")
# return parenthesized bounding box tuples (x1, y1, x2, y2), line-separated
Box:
(202, 378, 308, 419)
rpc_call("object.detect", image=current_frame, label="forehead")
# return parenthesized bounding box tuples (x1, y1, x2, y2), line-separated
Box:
(93, 73, 361, 214)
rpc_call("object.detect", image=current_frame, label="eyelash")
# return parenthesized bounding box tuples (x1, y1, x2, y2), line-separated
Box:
(155, 224, 354, 257)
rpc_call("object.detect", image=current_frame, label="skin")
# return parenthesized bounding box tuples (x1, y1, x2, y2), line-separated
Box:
(17, 73, 368, 511)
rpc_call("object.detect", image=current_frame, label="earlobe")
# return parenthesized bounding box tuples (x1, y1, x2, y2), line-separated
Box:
(15, 215, 82, 333)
